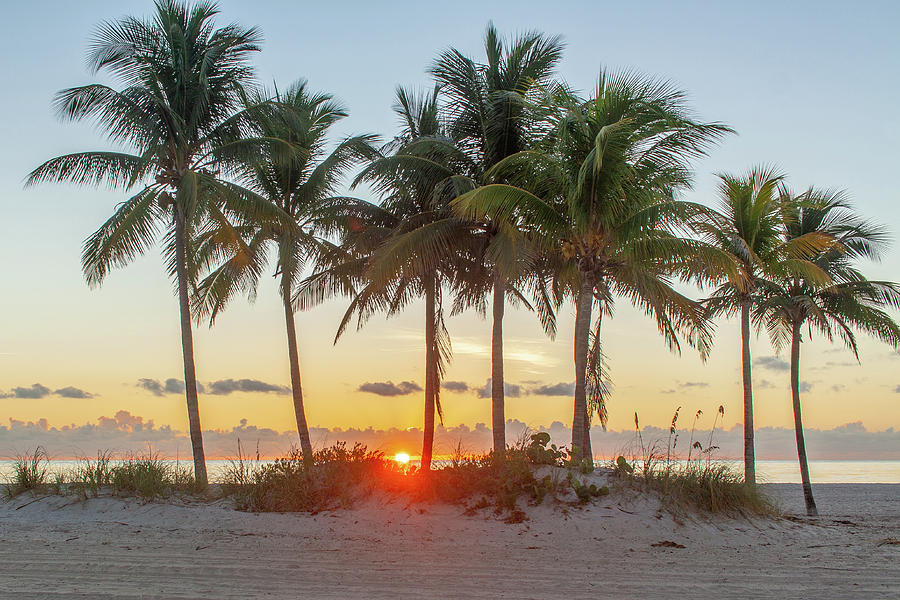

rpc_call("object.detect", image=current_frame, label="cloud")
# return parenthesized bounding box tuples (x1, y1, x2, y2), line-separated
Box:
(53, 386, 94, 399)
(895, 385, 900, 393)
(137, 378, 208, 396)
(137, 379, 166, 397)
(531, 382, 574, 396)
(1, 383, 99, 400)
(679, 381, 710, 389)
(357, 381, 422, 397)
(799, 381, 813, 393)
(832, 384, 846, 393)
(2, 413, 898, 461)
(442, 381, 469, 393)
(477, 379, 522, 398)
(0, 384, 52, 399)
(757, 379, 776, 389)
(660, 389, 676, 394)
(207, 379, 290, 396)
(755, 356, 790, 371)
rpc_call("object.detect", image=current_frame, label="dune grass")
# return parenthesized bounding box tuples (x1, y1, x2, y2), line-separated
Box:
(223, 435, 608, 520)
(3, 448, 196, 500)
(4, 423, 774, 519)
(608, 409, 776, 517)
(3, 447, 50, 499)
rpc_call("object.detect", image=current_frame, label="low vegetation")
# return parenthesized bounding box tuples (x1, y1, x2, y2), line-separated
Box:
(3, 448, 196, 500)
(4, 423, 773, 519)
(608, 409, 776, 517)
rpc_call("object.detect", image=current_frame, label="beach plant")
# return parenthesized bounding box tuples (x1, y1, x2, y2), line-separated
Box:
(71, 451, 114, 497)
(26, 0, 278, 487)
(612, 413, 773, 516)
(109, 451, 196, 499)
(755, 189, 900, 515)
(454, 70, 733, 461)
(698, 167, 833, 484)
(4, 447, 50, 498)
(194, 80, 377, 466)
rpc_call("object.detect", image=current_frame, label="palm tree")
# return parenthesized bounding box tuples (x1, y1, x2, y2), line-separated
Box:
(26, 0, 274, 486)
(300, 87, 462, 471)
(756, 189, 900, 514)
(193, 81, 377, 466)
(431, 24, 563, 454)
(455, 71, 733, 461)
(700, 167, 833, 484)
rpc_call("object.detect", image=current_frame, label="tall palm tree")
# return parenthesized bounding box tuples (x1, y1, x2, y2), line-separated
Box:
(431, 24, 563, 454)
(300, 87, 462, 471)
(26, 0, 274, 486)
(756, 189, 900, 514)
(700, 168, 833, 484)
(193, 81, 377, 466)
(455, 71, 733, 460)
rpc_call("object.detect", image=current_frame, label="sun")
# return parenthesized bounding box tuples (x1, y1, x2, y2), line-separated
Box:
(394, 452, 410, 465)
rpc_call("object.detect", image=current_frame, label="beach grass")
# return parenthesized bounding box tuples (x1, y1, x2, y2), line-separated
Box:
(3, 448, 197, 500)
(4, 434, 773, 518)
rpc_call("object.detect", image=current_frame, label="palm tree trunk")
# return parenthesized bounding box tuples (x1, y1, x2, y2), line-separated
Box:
(282, 278, 314, 468)
(491, 275, 505, 457)
(572, 271, 593, 460)
(741, 299, 756, 485)
(791, 320, 818, 516)
(174, 208, 208, 488)
(422, 276, 437, 472)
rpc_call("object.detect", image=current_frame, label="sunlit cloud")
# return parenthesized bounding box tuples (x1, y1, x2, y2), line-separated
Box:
(679, 381, 710, 389)
(2, 412, 897, 461)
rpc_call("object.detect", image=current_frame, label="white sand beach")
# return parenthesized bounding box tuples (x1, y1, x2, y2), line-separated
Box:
(0, 483, 896, 599)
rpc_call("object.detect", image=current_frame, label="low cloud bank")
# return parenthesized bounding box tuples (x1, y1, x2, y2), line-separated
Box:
(1, 412, 896, 461)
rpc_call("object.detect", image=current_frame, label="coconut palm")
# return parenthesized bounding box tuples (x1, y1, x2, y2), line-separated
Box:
(756, 190, 900, 514)
(700, 167, 833, 484)
(431, 24, 564, 454)
(26, 0, 276, 486)
(299, 86, 463, 471)
(193, 81, 377, 466)
(455, 71, 733, 461)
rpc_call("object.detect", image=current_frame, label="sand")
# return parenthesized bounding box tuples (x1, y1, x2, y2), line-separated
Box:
(0, 483, 897, 599)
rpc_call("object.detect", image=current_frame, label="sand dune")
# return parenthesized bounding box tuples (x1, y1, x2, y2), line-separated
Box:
(0, 484, 897, 599)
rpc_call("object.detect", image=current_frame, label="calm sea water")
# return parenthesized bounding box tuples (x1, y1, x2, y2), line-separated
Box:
(1, 459, 898, 484)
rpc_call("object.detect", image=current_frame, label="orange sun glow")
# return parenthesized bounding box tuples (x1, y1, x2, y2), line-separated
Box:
(394, 452, 410, 464)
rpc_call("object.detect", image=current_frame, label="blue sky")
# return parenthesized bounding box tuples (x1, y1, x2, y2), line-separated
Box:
(1, 0, 899, 439)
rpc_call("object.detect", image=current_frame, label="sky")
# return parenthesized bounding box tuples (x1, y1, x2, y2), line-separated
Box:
(1, 0, 899, 458)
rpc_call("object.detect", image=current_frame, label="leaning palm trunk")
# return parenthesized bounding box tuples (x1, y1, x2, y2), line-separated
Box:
(491, 276, 506, 456)
(421, 277, 438, 471)
(791, 320, 818, 516)
(741, 298, 756, 484)
(572, 272, 594, 460)
(282, 279, 314, 468)
(174, 208, 208, 487)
